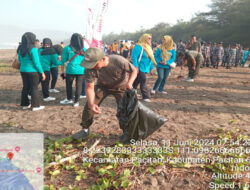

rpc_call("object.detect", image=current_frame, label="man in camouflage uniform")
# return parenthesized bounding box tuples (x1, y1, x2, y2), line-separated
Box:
(187, 35, 201, 53)
(202, 42, 211, 67)
(222, 44, 230, 67)
(205, 43, 211, 67)
(214, 42, 224, 69)
(227, 44, 237, 69)
(235, 44, 241, 67)
(180, 51, 204, 82)
(201, 42, 206, 67)
(176, 40, 186, 66)
(238, 46, 244, 67)
(210, 43, 217, 68)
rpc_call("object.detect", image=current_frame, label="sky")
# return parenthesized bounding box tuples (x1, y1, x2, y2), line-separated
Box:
(0, 0, 212, 35)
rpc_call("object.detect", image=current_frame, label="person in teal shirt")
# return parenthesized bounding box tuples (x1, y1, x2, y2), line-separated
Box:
(17, 32, 46, 111)
(39, 38, 61, 102)
(50, 44, 64, 93)
(152, 35, 176, 94)
(131, 33, 156, 102)
(241, 47, 249, 67)
(60, 33, 86, 107)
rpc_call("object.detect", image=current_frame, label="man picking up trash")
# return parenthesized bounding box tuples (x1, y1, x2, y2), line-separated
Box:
(72, 47, 137, 140)
(180, 51, 203, 82)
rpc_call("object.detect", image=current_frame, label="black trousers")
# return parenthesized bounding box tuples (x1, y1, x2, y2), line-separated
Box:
(41, 71, 50, 98)
(66, 74, 84, 102)
(20, 72, 40, 107)
(50, 67, 58, 89)
(133, 71, 150, 99)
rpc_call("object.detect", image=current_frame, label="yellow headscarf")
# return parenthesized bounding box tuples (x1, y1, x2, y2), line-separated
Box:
(137, 33, 157, 65)
(160, 35, 174, 63)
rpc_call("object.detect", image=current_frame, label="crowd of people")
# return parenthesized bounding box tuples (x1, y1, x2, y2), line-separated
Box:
(17, 32, 87, 111)
(17, 32, 250, 111)
(104, 35, 250, 83)
(101, 34, 177, 101)
(16, 32, 249, 140)
(176, 39, 250, 69)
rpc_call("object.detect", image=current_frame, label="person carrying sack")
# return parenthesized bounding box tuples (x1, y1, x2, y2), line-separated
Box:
(72, 47, 137, 140)
(117, 89, 167, 143)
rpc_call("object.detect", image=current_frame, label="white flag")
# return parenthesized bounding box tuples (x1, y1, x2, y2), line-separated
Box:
(86, 0, 109, 48)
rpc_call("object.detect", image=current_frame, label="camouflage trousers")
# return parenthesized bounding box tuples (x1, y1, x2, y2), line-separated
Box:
(211, 56, 216, 67)
(81, 86, 125, 129)
(228, 57, 235, 68)
(214, 57, 223, 68)
(203, 56, 211, 67)
(222, 56, 230, 66)
(235, 59, 242, 67)
(188, 53, 204, 79)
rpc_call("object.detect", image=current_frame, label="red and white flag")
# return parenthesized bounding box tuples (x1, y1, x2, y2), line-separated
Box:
(86, 0, 109, 48)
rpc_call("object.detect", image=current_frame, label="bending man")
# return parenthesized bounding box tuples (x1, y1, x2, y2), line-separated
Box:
(180, 51, 203, 82)
(72, 47, 137, 140)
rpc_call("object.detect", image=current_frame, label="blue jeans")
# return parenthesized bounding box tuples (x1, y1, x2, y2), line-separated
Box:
(81, 79, 86, 96)
(153, 67, 171, 92)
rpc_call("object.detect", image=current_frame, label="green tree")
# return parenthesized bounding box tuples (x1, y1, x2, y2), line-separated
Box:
(103, 0, 250, 47)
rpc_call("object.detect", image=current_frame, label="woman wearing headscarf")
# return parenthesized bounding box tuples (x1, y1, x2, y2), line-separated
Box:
(17, 32, 46, 111)
(39, 38, 61, 101)
(151, 35, 176, 94)
(131, 33, 156, 102)
(49, 44, 64, 93)
(60, 33, 86, 107)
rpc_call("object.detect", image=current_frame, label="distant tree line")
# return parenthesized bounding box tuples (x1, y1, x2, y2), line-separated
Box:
(103, 0, 250, 47)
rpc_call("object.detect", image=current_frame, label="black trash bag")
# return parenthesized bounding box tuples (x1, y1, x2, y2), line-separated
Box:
(117, 89, 167, 141)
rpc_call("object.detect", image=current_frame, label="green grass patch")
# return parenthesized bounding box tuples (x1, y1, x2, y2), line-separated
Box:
(44, 122, 249, 189)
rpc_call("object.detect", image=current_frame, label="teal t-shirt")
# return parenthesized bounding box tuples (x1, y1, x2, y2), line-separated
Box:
(39, 49, 61, 71)
(243, 51, 249, 62)
(131, 45, 154, 73)
(51, 54, 62, 68)
(18, 47, 44, 73)
(62, 46, 86, 75)
(154, 48, 176, 69)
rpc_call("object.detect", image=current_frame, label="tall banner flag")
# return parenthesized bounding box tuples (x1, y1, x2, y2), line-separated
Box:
(86, 0, 109, 48)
